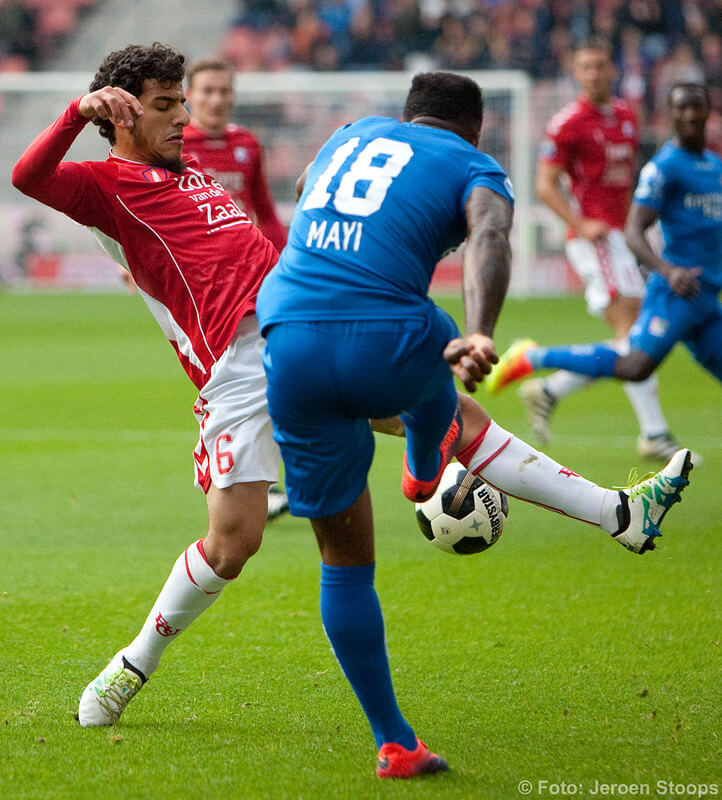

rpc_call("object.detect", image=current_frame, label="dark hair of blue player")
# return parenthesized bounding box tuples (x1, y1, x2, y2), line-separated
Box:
(667, 82, 710, 108)
(402, 72, 483, 141)
(89, 42, 186, 144)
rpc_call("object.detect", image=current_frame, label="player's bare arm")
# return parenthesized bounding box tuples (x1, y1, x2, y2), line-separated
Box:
(625, 202, 701, 299)
(443, 185, 512, 392)
(78, 86, 144, 129)
(537, 160, 609, 240)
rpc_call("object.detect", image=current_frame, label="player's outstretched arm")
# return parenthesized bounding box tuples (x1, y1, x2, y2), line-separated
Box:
(11, 89, 137, 212)
(625, 202, 701, 298)
(445, 186, 512, 392)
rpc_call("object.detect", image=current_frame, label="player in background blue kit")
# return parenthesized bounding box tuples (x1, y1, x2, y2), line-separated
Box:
(257, 73, 693, 779)
(488, 83, 721, 422)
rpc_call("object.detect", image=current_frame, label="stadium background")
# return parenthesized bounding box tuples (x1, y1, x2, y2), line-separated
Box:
(1, 0, 720, 293)
(1, 5, 720, 797)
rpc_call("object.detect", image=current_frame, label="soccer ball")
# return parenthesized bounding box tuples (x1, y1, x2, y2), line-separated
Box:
(415, 463, 509, 555)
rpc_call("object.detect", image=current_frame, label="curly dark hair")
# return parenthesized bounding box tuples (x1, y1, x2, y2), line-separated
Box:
(89, 42, 185, 144)
(402, 72, 483, 133)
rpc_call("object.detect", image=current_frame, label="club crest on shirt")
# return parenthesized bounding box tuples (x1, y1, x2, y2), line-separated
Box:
(648, 316, 669, 337)
(142, 166, 169, 183)
(622, 120, 635, 138)
(234, 146, 249, 163)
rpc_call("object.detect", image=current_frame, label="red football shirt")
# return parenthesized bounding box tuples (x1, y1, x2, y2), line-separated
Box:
(12, 99, 279, 389)
(540, 96, 638, 232)
(183, 122, 287, 252)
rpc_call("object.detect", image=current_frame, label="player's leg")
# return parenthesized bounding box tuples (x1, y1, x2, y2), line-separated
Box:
(682, 294, 722, 382)
(515, 236, 609, 438)
(264, 319, 448, 777)
(604, 290, 674, 457)
(451, 393, 692, 553)
(312, 489, 448, 778)
(516, 232, 672, 454)
(78, 321, 279, 727)
(396, 306, 467, 501)
(77, 481, 269, 727)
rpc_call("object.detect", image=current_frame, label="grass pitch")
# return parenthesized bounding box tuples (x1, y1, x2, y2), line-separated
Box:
(1, 292, 719, 800)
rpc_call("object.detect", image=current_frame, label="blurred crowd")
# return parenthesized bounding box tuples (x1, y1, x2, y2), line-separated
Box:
(2, 0, 720, 128)
(0, 0, 98, 70)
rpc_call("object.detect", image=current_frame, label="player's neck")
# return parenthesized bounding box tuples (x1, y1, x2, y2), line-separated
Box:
(408, 115, 478, 147)
(674, 135, 705, 154)
(580, 91, 612, 109)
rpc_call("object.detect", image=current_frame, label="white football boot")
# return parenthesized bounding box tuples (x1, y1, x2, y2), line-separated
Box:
(78, 651, 146, 727)
(266, 485, 290, 522)
(612, 449, 693, 554)
(518, 379, 557, 445)
(637, 432, 702, 466)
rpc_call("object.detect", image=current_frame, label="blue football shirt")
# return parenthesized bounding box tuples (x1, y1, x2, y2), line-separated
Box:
(633, 141, 722, 289)
(257, 116, 514, 330)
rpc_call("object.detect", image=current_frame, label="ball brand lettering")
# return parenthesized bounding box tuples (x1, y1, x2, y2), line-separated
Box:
(476, 486, 502, 537)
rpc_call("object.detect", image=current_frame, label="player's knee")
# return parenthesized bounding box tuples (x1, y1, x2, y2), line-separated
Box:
(614, 352, 656, 381)
(205, 520, 264, 577)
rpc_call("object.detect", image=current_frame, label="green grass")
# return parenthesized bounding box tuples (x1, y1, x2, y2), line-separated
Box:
(1, 293, 719, 800)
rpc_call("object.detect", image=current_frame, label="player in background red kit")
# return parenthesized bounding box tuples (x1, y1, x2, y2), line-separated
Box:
(184, 57, 287, 253)
(513, 37, 682, 462)
(11, 42, 284, 728)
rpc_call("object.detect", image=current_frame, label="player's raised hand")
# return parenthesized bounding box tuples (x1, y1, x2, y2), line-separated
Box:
(665, 265, 702, 299)
(78, 86, 144, 130)
(443, 333, 498, 392)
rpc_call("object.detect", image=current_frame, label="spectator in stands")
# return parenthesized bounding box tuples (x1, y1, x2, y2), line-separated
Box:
(341, 4, 392, 70)
(0, 0, 38, 68)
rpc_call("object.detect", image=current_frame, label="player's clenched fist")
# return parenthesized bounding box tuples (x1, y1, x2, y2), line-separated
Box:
(79, 86, 144, 129)
(443, 333, 498, 392)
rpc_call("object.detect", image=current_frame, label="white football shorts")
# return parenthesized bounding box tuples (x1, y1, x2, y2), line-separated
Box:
(192, 315, 280, 492)
(565, 228, 646, 316)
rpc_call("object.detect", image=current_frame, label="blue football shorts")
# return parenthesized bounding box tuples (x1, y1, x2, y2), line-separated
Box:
(630, 273, 722, 380)
(262, 306, 460, 518)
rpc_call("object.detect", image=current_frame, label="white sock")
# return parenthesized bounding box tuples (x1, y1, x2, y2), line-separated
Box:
(543, 369, 594, 400)
(611, 338, 668, 437)
(622, 376, 667, 437)
(457, 421, 621, 533)
(122, 539, 231, 678)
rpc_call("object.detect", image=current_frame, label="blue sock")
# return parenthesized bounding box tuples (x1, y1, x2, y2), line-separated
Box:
(320, 563, 416, 749)
(529, 343, 619, 378)
(401, 380, 457, 481)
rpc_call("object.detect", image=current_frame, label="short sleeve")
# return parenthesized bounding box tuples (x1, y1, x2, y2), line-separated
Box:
(633, 159, 667, 211)
(539, 112, 576, 168)
(462, 152, 515, 210)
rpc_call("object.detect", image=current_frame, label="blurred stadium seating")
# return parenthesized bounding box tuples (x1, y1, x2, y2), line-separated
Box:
(0, 0, 719, 290)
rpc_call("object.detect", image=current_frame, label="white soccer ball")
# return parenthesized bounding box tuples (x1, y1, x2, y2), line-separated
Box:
(415, 463, 509, 555)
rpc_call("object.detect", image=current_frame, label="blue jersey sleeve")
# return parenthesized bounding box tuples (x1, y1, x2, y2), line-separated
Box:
(633, 158, 668, 212)
(462, 153, 515, 211)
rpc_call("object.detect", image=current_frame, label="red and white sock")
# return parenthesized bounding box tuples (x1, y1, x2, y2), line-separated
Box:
(456, 421, 620, 532)
(122, 539, 231, 678)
